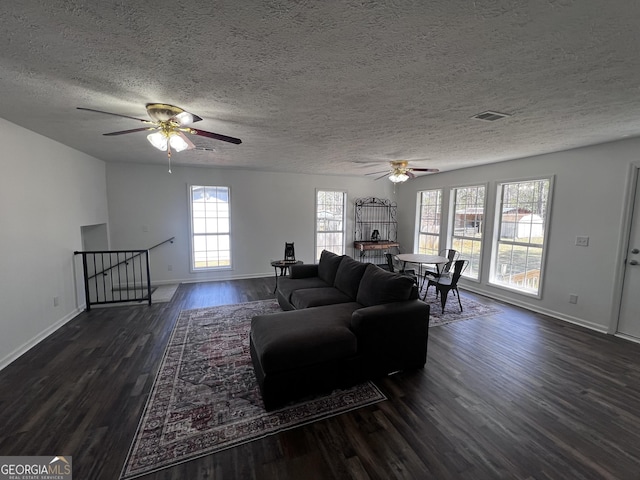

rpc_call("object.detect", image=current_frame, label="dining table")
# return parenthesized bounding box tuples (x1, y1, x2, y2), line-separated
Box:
(396, 253, 450, 289)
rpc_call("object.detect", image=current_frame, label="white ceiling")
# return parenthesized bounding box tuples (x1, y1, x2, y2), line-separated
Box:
(2, 1, 640, 177)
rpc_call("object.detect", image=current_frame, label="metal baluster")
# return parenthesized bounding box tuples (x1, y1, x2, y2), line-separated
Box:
(124, 252, 130, 300)
(114, 252, 120, 301)
(132, 252, 137, 299)
(108, 252, 115, 301)
(145, 250, 152, 305)
(139, 252, 144, 300)
(139, 251, 143, 300)
(92, 253, 99, 304)
(100, 253, 104, 302)
(81, 253, 91, 311)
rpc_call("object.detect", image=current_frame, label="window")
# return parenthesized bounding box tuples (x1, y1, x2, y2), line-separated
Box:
(416, 189, 442, 254)
(490, 178, 552, 295)
(449, 185, 485, 280)
(190, 185, 231, 270)
(316, 190, 346, 261)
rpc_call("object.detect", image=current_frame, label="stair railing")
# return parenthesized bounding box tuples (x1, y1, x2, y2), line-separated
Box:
(74, 237, 174, 311)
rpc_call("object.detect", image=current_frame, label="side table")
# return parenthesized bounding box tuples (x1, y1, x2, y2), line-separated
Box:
(270, 260, 303, 293)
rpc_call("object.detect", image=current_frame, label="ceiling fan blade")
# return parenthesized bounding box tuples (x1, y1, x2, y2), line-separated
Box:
(189, 128, 242, 145)
(374, 172, 391, 181)
(77, 107, 151, 123)
(103, 127, 155, 136)
(365, 170, 391, 176)
(406, 171, 416, 179)
(410, 168, 440, 173)
(177, 131, 196, 150)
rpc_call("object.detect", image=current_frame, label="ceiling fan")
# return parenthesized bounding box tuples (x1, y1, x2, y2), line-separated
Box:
(366, 160, 439, 183)
(77, 103, 242, 172)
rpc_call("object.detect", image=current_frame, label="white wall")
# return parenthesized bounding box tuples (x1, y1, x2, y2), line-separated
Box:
(4, 120, 636, 370)
(106, 162, 392, 284)
(0, 118, 108, 369)
(395, 138, 639, 333)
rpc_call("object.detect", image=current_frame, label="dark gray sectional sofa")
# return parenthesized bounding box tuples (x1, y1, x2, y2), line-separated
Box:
(250, 250, 430, 410)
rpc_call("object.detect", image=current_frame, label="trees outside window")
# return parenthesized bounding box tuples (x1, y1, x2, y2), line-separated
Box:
(449, 185, 485, 280)
(416, 189, 442, 254)
(316, 190, 346, 261)
(190, 185, 231, 270)
(490, 178, 552, 295)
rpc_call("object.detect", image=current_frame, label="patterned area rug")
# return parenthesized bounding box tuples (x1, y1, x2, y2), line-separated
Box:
(120, 300, 386, 479)
(423, 291, 502, 327)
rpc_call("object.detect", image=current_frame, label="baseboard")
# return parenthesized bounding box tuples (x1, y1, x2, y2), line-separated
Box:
(1, 276, 259, 370)
(111, 280, 179, 290)
(151, 280, 183, 286)
(0, 307, 83, 371)
(461, 284, 609, 335)
(178, 272, 273, 284)
(0, 278, 615, 372)
(614, 333, 640, 344)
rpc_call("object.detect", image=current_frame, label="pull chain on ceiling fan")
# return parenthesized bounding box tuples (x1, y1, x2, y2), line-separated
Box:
(77, 103, 242, 173)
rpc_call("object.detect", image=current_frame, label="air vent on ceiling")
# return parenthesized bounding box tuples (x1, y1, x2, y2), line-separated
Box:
(472, 111, 511, 121)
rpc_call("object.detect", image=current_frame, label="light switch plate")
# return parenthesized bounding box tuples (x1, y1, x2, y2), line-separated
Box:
(575, 236, 589, 247)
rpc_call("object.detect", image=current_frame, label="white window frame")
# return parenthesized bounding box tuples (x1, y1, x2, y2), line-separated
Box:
(489, 176, 553, 297)
(189, 185, 232, 272)
(448, 184, 487, 281)
(415, 189, 443, 255)
(315, 189, 347, 262)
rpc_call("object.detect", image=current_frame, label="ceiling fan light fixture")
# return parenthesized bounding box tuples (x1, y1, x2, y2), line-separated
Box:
(147, 131, 168, 151)
(174, 111, 194, 126)
(168, 132, 190, 152)
(389, 172, 409, 183)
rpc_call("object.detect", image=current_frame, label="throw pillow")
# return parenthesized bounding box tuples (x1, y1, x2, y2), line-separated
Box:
(356, 264, 415, 307)
(334, 256, 369, 299)
(318, 250, 344, 285)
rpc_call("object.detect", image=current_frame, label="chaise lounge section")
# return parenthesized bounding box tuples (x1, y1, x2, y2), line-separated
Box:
(250, 250, 430, 410)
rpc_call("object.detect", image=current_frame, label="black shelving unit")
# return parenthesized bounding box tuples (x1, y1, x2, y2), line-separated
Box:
(353, 197, 399, 264)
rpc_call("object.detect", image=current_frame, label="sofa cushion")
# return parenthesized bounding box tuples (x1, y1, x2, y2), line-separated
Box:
(291, 287, 353, 309)
(289, 263, 320, 279)
(251, 304, 360, 373)
(277, 276, 330, 303)
(334, 256, 369, 299)
(356, 264, 416, 307)
(318, 250, 344, 285)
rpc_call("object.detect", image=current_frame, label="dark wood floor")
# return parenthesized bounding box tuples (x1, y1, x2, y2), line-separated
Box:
(1, 277, 640, 479)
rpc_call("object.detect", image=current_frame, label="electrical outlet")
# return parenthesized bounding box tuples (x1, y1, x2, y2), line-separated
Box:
(569, 294, 578, 304)
(168, 264, 173, 272)
(53, 296, 59, 307)
(575, 236, 589, 247)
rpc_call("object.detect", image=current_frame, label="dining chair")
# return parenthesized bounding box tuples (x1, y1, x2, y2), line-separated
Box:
(424, 259, 469, 313)
(384, 253, 418, 286)
(422, 250, 463, 297)
(423, 248, 459, 281)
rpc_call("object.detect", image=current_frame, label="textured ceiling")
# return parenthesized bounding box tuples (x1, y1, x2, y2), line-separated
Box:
(1, 0, 640, 177)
